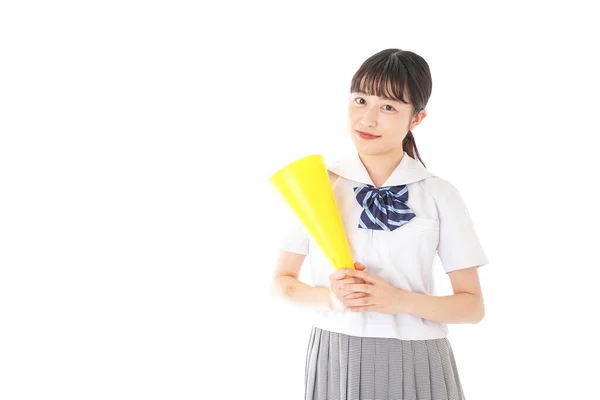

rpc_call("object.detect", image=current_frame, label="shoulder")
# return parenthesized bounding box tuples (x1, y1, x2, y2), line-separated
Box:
(421, 176, 456, 201)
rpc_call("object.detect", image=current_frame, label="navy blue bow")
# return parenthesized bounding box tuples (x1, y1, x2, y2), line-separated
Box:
(354, 184, 416, 231)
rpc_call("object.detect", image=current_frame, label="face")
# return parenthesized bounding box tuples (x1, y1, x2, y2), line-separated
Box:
(347, 91, 427, 157)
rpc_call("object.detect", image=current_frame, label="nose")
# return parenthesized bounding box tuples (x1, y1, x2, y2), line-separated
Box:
(360, 105, 378, 127)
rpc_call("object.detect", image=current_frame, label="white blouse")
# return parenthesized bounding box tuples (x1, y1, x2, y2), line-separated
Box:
(275, 151, 489, 340)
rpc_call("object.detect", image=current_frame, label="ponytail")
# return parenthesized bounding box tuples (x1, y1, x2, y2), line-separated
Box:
(402, 130, 426, 168)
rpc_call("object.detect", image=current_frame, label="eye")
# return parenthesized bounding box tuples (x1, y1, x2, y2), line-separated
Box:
(353, 97, 395, 112)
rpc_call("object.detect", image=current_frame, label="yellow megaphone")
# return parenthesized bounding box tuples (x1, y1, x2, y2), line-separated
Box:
(269, 154, 355, 273)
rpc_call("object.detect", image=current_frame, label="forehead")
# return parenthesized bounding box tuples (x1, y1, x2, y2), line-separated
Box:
(354, 78, 409, 104)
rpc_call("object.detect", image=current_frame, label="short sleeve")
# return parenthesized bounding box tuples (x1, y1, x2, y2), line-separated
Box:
(274, 204, 310, 255)
(436, 183, 489, 273)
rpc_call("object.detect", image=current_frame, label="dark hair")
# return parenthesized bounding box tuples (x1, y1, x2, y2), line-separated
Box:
(350, 48, 432, 168)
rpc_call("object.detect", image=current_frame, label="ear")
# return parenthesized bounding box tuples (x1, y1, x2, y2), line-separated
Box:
(410, 109, 427, 131)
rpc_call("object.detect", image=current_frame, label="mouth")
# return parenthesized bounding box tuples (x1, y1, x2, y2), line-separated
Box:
(356, 130, 381, 140)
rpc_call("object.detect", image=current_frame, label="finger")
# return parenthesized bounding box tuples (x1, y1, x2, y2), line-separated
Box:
(343, 276, 367, 285)
(331, 277, 361, 292)
(343, 296, 376, 308)
(354, 262, 366, 271)
(343, 291, 369, 299)
(341, 277, 364, 285)
(334, 287, 364, 298)
(331, 278, 366, 294)
(349, 305, 377, 312)
(343, 283, 373, 294)
(331, 268, 354, 280)
(344, 268, 380, 284)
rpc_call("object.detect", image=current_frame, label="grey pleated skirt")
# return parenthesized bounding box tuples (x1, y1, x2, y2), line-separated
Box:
(305, 326, 466, 400)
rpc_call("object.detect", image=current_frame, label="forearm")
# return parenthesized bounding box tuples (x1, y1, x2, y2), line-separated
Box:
(403, 291, 484, 324)
(272, 275, 331, 311)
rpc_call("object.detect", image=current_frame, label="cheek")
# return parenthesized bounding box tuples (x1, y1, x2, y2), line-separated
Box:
(348, 104, 363, 120)
(347, 120, 356, 136)
(347, 109, 356, 123)
(387, 134, 404, 148)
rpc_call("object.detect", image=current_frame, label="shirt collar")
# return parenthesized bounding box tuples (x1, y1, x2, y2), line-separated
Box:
(327, 150, 436, 187)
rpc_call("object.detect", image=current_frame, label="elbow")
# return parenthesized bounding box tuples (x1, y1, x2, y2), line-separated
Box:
(471, 296, 485, 324)
(473, 304, 485, 324)
(270, 275, 296, 300)
(270, 277, 283, 299)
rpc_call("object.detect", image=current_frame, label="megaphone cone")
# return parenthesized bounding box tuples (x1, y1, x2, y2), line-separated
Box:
(270, 155, 355, 272)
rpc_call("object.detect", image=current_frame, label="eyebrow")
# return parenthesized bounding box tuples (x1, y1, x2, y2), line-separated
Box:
(355, 92, 399, 103)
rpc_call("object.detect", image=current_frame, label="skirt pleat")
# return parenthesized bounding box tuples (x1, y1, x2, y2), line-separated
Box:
(374, 338, 389, 399)
(305, 326, 466, 400)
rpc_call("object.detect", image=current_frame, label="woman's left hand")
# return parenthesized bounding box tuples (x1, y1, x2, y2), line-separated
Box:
(341, 262, 411, 314)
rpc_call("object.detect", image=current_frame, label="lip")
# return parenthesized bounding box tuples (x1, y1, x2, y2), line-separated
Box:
(356, 130, 380, 140)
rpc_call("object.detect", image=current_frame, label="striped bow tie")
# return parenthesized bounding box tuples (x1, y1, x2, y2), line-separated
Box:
(354, 184, 416, 231)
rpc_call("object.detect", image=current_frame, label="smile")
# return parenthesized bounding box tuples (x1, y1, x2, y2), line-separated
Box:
(357, 130, 381, 140)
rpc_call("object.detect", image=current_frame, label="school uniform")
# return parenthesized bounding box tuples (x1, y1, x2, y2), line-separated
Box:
(276, 150, 489, 400)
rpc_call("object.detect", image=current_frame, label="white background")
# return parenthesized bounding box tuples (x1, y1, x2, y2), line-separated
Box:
(1, 1, 599, 399)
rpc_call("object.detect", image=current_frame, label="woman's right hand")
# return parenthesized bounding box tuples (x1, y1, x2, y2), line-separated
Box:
(328, 263, 369, 311)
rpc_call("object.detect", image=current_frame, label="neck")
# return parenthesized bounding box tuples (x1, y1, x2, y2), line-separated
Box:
(358, 148, 405, 188)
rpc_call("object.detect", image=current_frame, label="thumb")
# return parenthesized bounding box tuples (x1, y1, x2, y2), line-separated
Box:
(354, 262, 366, 271)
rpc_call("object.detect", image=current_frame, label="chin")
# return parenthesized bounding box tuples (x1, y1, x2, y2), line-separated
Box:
(354, 145, 385, 156)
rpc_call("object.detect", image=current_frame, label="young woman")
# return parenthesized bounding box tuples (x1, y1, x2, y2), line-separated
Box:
(272, 48, 489, 400)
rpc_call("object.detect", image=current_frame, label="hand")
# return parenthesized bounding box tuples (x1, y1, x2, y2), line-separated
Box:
(327, 263, 369, 311)
(340, 262, 410, 314)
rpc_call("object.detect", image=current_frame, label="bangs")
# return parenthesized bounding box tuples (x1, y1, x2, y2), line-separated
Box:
(350, 57, 411, 105)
